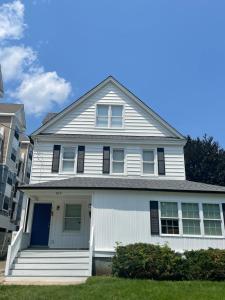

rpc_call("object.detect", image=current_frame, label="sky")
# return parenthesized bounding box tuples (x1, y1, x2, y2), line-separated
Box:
(0, 0, 225, 146)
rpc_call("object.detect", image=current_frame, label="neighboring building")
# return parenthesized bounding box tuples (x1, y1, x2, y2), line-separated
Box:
(5, 76, 225, 283)
(0, 65, 3, 98)
(0, 104, 33, 257)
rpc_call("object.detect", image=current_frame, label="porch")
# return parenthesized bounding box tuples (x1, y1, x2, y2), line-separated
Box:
(5, 190, 94, 282)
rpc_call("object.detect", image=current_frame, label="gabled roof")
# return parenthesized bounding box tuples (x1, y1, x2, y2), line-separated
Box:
(32, 76, 185, 139)
(42, 112, 57, 125)
(20, 177, 225, 194)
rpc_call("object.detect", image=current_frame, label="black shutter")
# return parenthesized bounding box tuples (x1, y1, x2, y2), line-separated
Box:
(103, 146, 110, 174)
(222, 204, 225, 228)
(157, 148, 165, 175)
(77, 145, 85, 173)
(150, 201, 159, 235)
(52, 145, 61, 173)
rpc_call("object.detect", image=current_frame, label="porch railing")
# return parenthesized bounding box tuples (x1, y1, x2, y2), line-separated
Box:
(89, 225, 94, 276)
(5, 227, 23, 276)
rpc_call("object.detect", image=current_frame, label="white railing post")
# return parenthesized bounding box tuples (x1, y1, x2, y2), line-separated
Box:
(89, 226, 94, 276)
(5, 227, 23, 276)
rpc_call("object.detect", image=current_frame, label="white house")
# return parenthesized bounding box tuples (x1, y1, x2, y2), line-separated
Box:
(5, 76, 225, 283)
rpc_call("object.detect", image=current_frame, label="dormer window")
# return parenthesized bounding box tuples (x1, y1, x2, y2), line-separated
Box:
(96, 105, 123, 128)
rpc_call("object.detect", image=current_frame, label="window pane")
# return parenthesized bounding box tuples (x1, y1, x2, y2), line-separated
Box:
(183, 219, 201, 235)
(182, 203, 199, 219)
(97, 105, 109, 117)
(113, 149, 124, 161)
(96, 117, 108, 127)
(62, 161, 74, 172)
(161, 202, 178, 218)
(63, 148, 75, 159)
(64, 218, 81, 231)
(203, 204, 221, 219)
(143, 150, 154, 162)
(65, 204, 81, 218)
(111, 117, 122, 127)
(3, 197, 9, 211)
(204, 220, 222, 236)
(111, 106, 122, 117)
(112, 162, 124, 173)
(143, 162, 154, 174)
(161, 219, 179, 234)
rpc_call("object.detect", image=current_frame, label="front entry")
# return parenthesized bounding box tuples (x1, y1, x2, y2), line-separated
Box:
(30, 203, 52, 247)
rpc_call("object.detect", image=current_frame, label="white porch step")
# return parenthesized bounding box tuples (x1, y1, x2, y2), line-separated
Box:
(12, 263, 89, 270)
(14, 257, 89, 264)
(4, 276, 88, 284)
(8, 249, 91, 279)
(10, 269, 89, 277)
(18, 250, 89, 258)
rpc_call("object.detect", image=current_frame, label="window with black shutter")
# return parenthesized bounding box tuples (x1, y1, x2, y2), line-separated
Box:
(77, 146, 85, 173)
(103, 146, 110, 174)
(52, 145, 61, 173)
(157, 148, 165, 175)
(150, 201, 159, 235)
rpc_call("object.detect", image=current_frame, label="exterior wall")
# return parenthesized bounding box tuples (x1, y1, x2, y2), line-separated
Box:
(30, 141, 185, 183)
(0, 116, 12, 164)
(26, 195, 91, 249)
(92, 190, 225, 254)
(43, 83, 173, 137)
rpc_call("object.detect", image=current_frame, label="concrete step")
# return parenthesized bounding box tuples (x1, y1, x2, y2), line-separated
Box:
(12, 263, 89, 270)
(14, 257, 89, 264)
(10, 269, 89, 277)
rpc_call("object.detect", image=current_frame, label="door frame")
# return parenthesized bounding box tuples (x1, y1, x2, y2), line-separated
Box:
(30, 202, 52, 247)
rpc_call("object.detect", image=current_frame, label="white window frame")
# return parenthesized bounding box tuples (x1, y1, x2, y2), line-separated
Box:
(142, 149, 157, 176)
(111, 148, 126, 175)
(95, 104, 124, 129)
(181, 203, 201, 236)
(60, 146, 77, 174)
(158, 200, 225, 238)
(159, 201, 179, 235)
(63, 203, 82, 232)
(202, 203, 223, 237)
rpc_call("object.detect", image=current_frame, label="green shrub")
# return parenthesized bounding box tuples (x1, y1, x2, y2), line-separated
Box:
(112, 244, 225, 281)
(112, 243, 185, 280)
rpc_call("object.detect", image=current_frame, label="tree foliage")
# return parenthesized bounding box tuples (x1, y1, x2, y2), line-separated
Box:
(184, 135, 225, 186)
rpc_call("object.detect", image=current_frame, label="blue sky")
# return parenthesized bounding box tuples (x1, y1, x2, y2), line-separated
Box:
(0, 0, 225, 146)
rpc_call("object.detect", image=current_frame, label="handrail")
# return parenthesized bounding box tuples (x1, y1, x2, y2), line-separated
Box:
(89, 225, 94, 276)
(5, 227, 23, 276)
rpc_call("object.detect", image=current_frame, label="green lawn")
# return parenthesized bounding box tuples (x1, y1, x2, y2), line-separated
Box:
(1, 277, 225, 300)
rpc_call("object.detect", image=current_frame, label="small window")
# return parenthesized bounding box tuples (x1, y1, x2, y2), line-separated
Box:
(112, 149, 124, 174)
(7, 176, 13, 186)
(96, 105, 109, 127)
(182, 203, 201, 235)
(203, 204, 222, 236)
(143, 150, 155, 174)
(3, 196, 10, 211)
(61, 147, 76, 173)
(160, 202, 179, 234)
(96, 105, 123, 128)
(11, 147, 17, 162)
(14, 127, 19, 141)
(64, 204, 81, 231)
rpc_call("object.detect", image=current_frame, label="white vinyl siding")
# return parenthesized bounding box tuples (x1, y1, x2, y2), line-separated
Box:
(30, 142, 186, 183)
(43, 83, 173, 137)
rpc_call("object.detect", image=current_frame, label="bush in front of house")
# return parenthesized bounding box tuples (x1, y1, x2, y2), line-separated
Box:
(112, 243, 225, 281)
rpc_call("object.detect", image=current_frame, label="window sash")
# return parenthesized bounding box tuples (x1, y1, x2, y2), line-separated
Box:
(112, 149, 124, 174)
(64, 204, 81, 231)
(143, 150, 155, 174)
(61, 147, 76, 173)
(96, 105, 123, 128)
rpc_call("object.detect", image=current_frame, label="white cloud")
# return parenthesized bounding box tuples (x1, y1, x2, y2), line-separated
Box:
(0, 0, 25, 41)
(0, 46, 36, 81)
(0, 0, 72, 115)
(12, 71, 72, 114)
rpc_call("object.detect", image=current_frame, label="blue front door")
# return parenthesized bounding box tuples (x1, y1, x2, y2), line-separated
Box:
(30, 203, 52, 246)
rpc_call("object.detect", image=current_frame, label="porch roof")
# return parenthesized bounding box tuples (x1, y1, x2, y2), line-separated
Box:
(20, 177, 225, 194)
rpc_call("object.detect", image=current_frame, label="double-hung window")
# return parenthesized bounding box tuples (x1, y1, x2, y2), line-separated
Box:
(160, 202, 179, 234)
(143, 150, 155, 174)
(203, 204, 222, 236)
(112, 149, 124, 174)
(96, 105, 123, 128)
(61, 147, 76, 173)
(64, 204, 81, 231)
(182, 203, 201, 235)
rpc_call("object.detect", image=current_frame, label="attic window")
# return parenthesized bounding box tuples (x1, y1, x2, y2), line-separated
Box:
(96, 105, 123, 128)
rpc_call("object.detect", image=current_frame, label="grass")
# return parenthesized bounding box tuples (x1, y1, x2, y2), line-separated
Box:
(1, 277, 225, 300)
